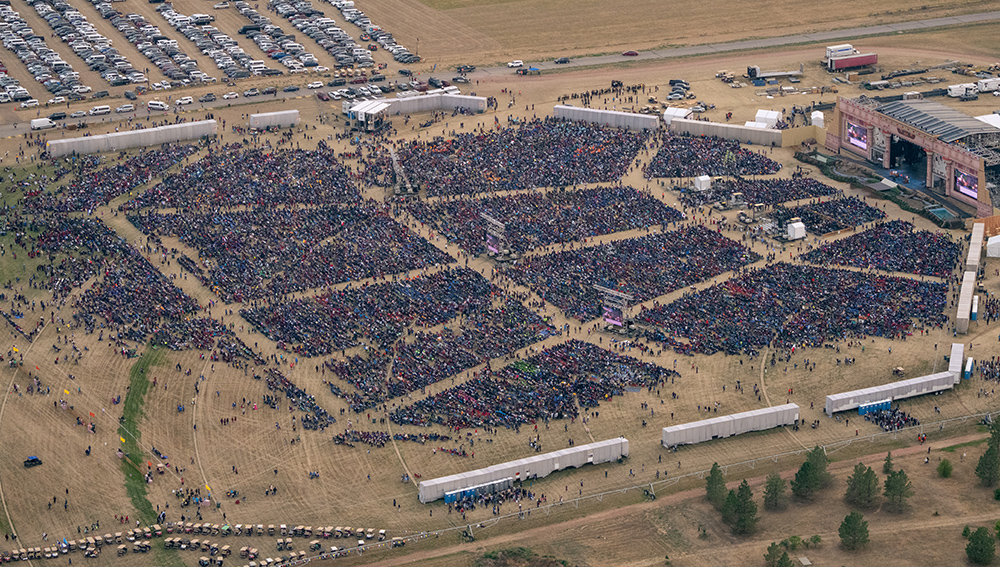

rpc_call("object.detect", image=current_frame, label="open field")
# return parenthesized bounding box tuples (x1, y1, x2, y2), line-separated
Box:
(0, 7, 1000, 567)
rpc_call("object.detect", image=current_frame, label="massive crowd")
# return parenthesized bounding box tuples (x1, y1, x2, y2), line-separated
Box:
(800, 220, 961, 278)
(391, 339, 679, 430)
(768, 196, 886, 235)
(642, 132, 782, 178)
(129, 202, 453, 302)
(27, 145, 199, 213)
(864, 406, 919, 431)
(403, 185, 683, 255)
(397, 118, 649, 197)
(679, 176, 840, 207)
(640, 263, 949, 356)
(123, 142, 358, 211)
(500, 225, 760, 320)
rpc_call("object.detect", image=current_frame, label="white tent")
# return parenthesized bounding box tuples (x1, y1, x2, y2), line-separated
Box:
(976, 114, 1000, 129)
(787, 222, 806, 240)
(694, 175, 711, 191)
(811, 111, 825, 128)
(47, 120, 217, 157)
(987, 235, 1000, 258)
(662, 107, 692, 125)
(755, 109, 781, 127)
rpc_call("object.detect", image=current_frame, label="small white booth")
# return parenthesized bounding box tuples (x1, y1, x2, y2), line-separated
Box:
(755, 109, 782, 127)
(987, 235, 1000, 258)
(811, 111, 824, 128)
(694, 175, 711, 191)
(787, 221, 806, 240)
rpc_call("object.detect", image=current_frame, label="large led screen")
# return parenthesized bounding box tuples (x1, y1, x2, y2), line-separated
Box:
(846, 121, 868, 150)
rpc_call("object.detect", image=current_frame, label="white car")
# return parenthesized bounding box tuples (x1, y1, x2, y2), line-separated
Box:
(176, 96, 193, 105)
(307, 81, 322, 89)
(213, 1, 229, 7)
(507, 60, 523, 68)
(47, 96, 65, 105)
(72, 85, 91, 94)
(994, 90, 1000, 97)
(116, 104, 135, 113)
(222, 91, 239, 99)
(20, 99, 38, 108)
(314, 66, 329, 73)
(70, 110, 86, 118)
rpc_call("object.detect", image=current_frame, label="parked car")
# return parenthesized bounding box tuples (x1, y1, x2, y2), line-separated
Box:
(116, 104, 135, 113)
(20, 99, 38, 108)
(622, 50, 639, 56)
(507, 60, 523, 68)
(223, 91, 239, 99)
(213, 1, 229, 7)
(47, 97, 66, 105)
(70, 110, 86, 118)
(452, 76, 469, 83)
(307, 81, 322, 89)
(283, 85, 300, 92)
(398, 69, 412, 77)
(243, 88, 260, 96)
(316, 91, 329, 101)
(199, 93, 216, 102)
(92, 91, 109, 99)
(23, 456, 42, 468)
(263, 87, 278, 95)
(48, 111, 67, 120)
(124, 91, 137, 100)
(457, 65, 475, 73)
(554, 57, 570, 64)
(175, 96, 193, 105)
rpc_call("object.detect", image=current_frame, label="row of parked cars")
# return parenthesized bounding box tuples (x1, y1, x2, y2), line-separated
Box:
(235, 3, 336, 74)
(325, 0, 418, 65)
(104, 6, 214, 86)
(159, 5, 268, 79)
(0, 2, 85, 102)
(32, 0, 146, 88)
(264, 0, 377, 70)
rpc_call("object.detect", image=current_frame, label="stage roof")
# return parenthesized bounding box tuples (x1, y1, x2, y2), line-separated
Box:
(877, 100, 1000, 143)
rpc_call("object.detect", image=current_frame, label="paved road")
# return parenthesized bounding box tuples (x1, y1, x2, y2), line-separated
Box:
(472, 10, 1000, 76)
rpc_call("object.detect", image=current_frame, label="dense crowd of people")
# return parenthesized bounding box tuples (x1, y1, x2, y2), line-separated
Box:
(768, 196, 886, 235)
(403, 185, 683, 255)
(642, 132, 782, 178)
(391, 339, 679, 430)
(263, 368, 335, 431)
(864, 406, 919, 431)
(640, 263, 948, 356)
(123, 142, 358, 211)
(129, 202, 453, 302)
(801, 220, 961, 278)
(680, 176, 840, 207)
(27, 145, 199, 213)
(397, 118, 649, 197)
(500, 225, 760, 320)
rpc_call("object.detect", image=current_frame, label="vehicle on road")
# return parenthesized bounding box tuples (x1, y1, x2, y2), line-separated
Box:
(622, 50, 639, 56)
(398, 69, 412, 77)
(89, 105, 110, 115)
(244, 88, 260, 97)
(554, 57, 570, 64)
(457, 65, 475, 73)
(48, 112, 67, 121)
(116, 104, 135, 113)
(283, 85, 300, 92)
(507, 60, 523, 68)
(70, 111, 86, 118)
(92, 91, 109, 99)
(452, 76, 469, 83)
(199, 93, 216, 102)
(48, 97, 66, 105)
(307, 81, 323, 89)
(30, 118, 56, 130)
(176, 97, 193, 105)
(20, 99, 38, 108)
(316, 91, 329, 101)
(124, 91, 137, 100)
(223, 92, 239, 99)
(213, 1, 229, 7)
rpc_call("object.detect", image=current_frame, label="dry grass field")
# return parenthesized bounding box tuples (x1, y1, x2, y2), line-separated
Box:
(0, 6, 1000, 567)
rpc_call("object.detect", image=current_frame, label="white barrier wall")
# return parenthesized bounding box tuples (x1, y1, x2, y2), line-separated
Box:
(418, 437, 628, 503)
(968, 223, 985, 273)
(249, 110, 300, 129)
(387, 93, 487, 115)
(957, 271, 976, 334)
(669, 117, 782, 147)
(661, 404, 799, 447)
(553, 105, 660, 131)
(47, 120, 217, 157)
(824, 372, 955, 416)
(949, 343, 965, 384)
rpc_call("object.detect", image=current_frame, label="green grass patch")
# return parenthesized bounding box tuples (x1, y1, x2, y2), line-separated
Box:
(118, 348, 166, 526)
(941, 438, 987, 453)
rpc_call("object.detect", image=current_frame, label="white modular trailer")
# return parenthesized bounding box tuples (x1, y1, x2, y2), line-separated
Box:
(669, 117, 783, 147)
(968, 223, 985, 273)
(825, 44, 854, 59)
(417, 437, 629, 503)
(977, 78, 1000, 93)
(47, 120, 217, 157)
(957, 271, 976, 334)
(661, 404, 799, 447)
(553, 105, 660, 130)
(949, 343, 965, 384)
(249, 110, 300, 129)
(824, 372, 954, 416)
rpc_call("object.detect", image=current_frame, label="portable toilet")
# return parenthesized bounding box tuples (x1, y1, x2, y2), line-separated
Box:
(965, 357, 975, 380)
(972, 295, 979, 321)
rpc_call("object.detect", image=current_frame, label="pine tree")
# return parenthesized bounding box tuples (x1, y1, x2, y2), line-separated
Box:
(976, 444, 1000, 487)
(937, 458, 953, 478)
(806, 445, 832, 488)
(967, 526, 996, 565)
(791, 461, 817, 499)
(763, 472, 787, 511)
(775, 552, 795, 567)
(882, 451, 894, 474)
(732, 479, 759, 535)
(844, 462, 880, 509)
(763, 542, 783, 567)
(883, 468, 914, 513)
(838, 511, 870, 550)
(990, 419, 1000, 449)
(721, 489, 739, 526)
(706, 462, 727, 510)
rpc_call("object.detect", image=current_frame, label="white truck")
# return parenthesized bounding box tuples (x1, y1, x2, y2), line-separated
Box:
(976, 78, 1000, 93)
(825, 44, 854, 60)
(948, 83, 977, 97)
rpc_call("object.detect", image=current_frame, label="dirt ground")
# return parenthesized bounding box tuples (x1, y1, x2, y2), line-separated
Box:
(0, 16, 1000, 567)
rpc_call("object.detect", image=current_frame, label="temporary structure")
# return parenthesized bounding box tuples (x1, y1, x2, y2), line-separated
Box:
(418, 437, 629, 503)
(967, 223, 984, 273)
(824, 372, 954, 416)
(786, 222, 806, 240)
(957, 271, 976, 334)
(949, 343, 965, 384)
(249, 110, 299, 129)
(661, 404, 799, 447)
(988, 235, 1000, 258)
(553, 105, 659, 130)
(47, 120, 217, 157)
(662, 107, 692, 125)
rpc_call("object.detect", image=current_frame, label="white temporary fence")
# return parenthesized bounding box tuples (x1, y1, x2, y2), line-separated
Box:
(669, 117, 782, 147)
(249, 110, 300, 129)
(661, 404, 799, 447)
(957, 271, 976, 334)
(387, 93, 487, 115)
(47, 120, 217, 157)
(553, 105, 659, 130)
(968, 223, 984, 273)
(417, 437, 628, 503)
(824, 371, 955, 416)
(949, 343, 965, 384)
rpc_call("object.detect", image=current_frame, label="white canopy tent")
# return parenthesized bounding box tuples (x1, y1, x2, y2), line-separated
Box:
(988, 235, 1000, 258)
(755, 109, 782, 127)
(662, 107, 692, 125)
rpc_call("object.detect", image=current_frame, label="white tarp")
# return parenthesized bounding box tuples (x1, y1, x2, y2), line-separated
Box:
(987, 235, 1000, 258)
(47, 120, 217, 157)
(825, 372, 955, 416)
(553, 105, 659, 131)
(661, 404, 799, 447)
(418, 437, 629, 503)
(249, 110, 300, 129)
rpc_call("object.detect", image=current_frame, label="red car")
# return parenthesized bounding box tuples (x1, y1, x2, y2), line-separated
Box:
(622, 50, 639, 56)
(316, 91, 330, 101)
(350, 76, 367, 84)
